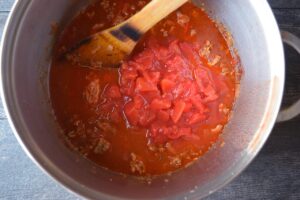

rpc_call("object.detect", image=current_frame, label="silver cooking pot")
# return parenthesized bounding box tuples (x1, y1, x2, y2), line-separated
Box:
(1, 0, 300, 199)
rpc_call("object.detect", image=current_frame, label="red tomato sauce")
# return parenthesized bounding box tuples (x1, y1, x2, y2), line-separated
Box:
(50, 0, 240, 176)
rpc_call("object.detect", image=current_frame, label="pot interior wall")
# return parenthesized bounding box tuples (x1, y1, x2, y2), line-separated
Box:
(2, 0, 283, 199)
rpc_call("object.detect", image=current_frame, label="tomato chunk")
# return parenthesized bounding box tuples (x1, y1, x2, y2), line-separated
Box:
(119, 39, 224, 142)
(105, 85, 121, 99)
(139, 110, 156, 126)
(168, 127, 192, 139)
(171, 100, 186, 123)
(188, 113, 206, 125)
(157, 110, 170, 122)
(135, 78, 157, 92)
(143, 71, 160, 84)
(191, 95, 206, 113)
(183, 102, 193, 112)
(160, 79, 176, 93)
(150, 98, 171, 110)
(124, 102, 140, 126)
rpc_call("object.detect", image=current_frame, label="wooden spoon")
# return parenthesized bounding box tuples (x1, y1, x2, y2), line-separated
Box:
(65, 0, 188, 68)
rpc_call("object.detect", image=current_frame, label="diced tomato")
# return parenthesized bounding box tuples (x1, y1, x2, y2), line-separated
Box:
(179, 81, 194, 98)
(167, 127, 192, 139)
(118, 39, 225, 143)
(124, 102, 140, 126)
(106, 85, 121, 99)
(151, 72, 161, 83)
(157, 110, 170, 122)
(172, 83, 185, 99)
(149, 39, 171, 62)
(120, 80, 135, 96)
(135, 49, 154, 70)
(179, 42, 202, 68)
(133, 95, 145, 107)
(163, 73, 178, 81)
(142, 71, 161, 85)
(150, 98, 171, 110)
(183, 102, 193, 112)
(121, 69, 138, 80)
(190, 95, 206, 113)
(166, 55, 183, 69)
(160, 79, 176, 94)
(135, 77, 157, 92)
(124, 101, 136, 114)
(162, 127, 173, 137)
(188, 83, 199, 97)
(193, 68, 219, 101)
(203, 84, 218, 102)
(155, 46, 171, 62)
(171, 100, 186, 123)
(178, 127, 192, 136)
(140, 91, 161, 103)
(193, 68, 210, 91)
(150, 123, 168, 138)
(139, 110, 156, 126)
(188, 113, 206, 124)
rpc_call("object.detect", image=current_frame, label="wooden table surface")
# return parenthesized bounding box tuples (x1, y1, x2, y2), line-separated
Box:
(0, 0, 299, 199)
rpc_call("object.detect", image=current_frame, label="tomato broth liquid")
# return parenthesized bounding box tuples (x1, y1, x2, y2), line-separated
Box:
(50, 0, 239, 176)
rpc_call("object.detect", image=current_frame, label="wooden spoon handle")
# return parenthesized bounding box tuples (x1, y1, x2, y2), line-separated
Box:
(128, 0, 189, 34)
(71, 0, 189, 67)
(102, 0, 188, 55)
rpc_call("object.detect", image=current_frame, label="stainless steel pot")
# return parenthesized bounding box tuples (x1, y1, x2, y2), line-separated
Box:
(1, 0, 300, 199)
